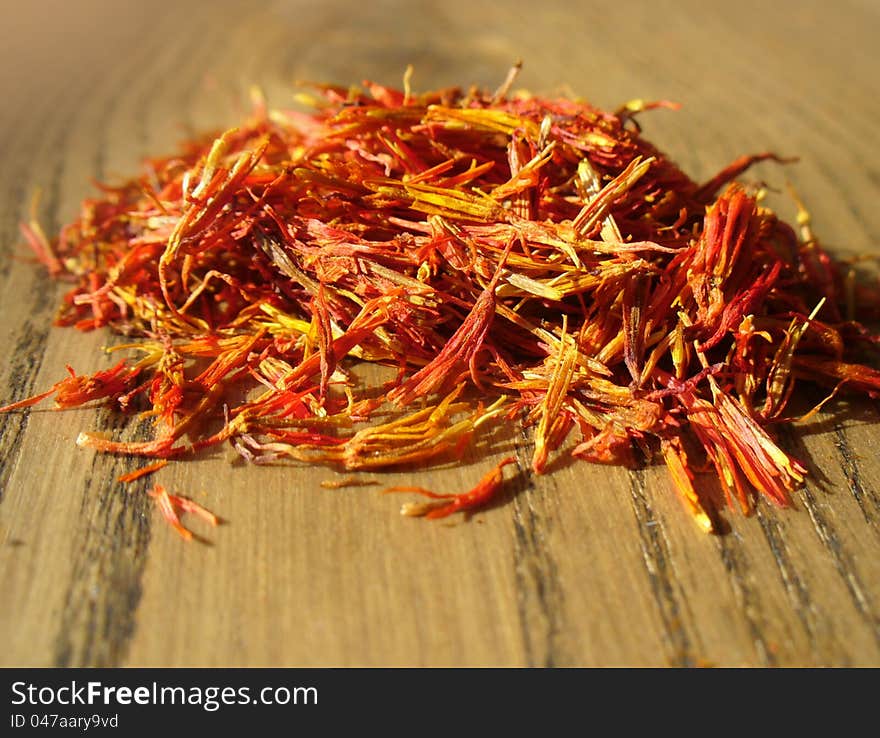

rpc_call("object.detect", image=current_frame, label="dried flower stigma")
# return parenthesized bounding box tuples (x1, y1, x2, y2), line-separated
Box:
(386, 456, 517, 519)
(6, 66, 880, 538)
(147, 483, 220, 541)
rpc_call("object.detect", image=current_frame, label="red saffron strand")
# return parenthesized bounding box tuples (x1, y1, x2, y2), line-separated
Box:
(147, 483, 220, 541)
(384, 456, 517, 519)
(117, 460, 169, 484)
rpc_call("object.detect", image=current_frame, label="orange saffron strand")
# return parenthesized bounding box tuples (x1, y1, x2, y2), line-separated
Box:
(384, 456, 517, 519)
(147, 483, 220, 541)
(117, 460, 169, 484)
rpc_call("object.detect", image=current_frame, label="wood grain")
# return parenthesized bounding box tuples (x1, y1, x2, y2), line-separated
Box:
(1, 0, 879, 667)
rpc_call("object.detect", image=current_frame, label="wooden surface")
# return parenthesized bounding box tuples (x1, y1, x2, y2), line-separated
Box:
(1, 0, 879, 668)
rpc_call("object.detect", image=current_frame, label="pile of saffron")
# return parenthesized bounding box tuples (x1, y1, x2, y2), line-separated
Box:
(6, 74, 880, 538)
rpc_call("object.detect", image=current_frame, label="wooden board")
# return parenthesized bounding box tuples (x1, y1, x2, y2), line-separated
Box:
(1, 0, 879, 667)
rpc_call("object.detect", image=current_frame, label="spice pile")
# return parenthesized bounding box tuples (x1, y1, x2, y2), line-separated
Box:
(6, 73, 880, 536)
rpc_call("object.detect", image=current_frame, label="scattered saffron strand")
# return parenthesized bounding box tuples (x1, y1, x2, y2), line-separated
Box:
(5, 67, 880, 536)
(147, 483, 220, 541)
(320, 476, 377, 489)
(0, 361, 139, 412)
(117, 460, 169, 484)
(384, 456, 517, 519)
